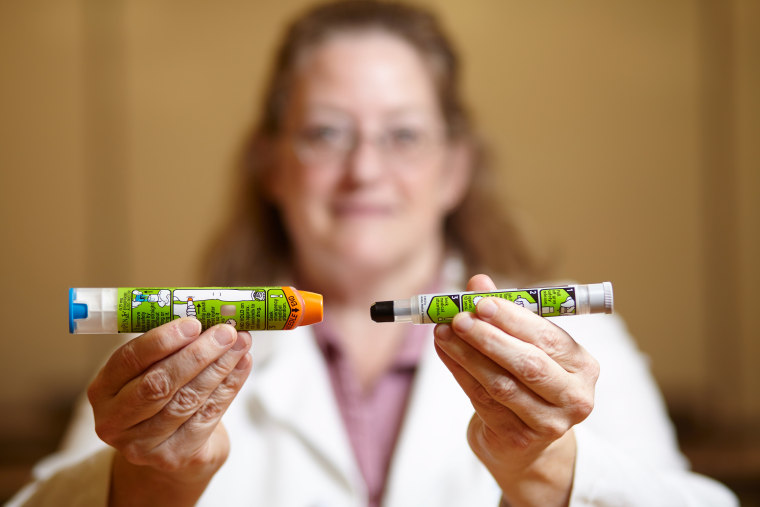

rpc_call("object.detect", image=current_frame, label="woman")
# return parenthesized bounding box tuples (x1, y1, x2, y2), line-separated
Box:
(10, 1, 736, 506)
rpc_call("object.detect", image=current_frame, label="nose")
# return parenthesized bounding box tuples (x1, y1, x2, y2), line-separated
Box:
(342, 135, 385, 185)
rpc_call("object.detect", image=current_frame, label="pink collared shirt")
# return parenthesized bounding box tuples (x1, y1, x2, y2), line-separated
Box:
(314, 321, 429, 507)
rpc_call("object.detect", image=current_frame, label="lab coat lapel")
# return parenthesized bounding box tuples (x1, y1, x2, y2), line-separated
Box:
(382, 332, 479, 505)
(246, 327, 364, 496)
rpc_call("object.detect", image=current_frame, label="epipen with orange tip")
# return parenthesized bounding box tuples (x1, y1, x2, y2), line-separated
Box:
(69, 287, 323, 333)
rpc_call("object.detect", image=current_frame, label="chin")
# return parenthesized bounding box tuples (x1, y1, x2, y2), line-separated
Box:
(331, 235, 405, 271)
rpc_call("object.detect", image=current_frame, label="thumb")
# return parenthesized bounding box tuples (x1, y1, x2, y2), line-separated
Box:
(465, 274, 497, 292)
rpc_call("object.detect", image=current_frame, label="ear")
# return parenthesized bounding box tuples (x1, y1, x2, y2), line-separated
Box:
(438, 139, 474, 212)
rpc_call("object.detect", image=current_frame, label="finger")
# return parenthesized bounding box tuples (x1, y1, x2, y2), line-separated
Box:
(465, 274, 498, 292)
(90, 318, 202, 401)
(435, 324, 560, 434)
(102, 324, 239, 429)
(126, 331, 252, 450)
(450, 310, 575, 406)
(467, 412, 535, 464)
(473, 296, 589, 372)
(160, 351, 253, 458)
(464, 274, 586, 370)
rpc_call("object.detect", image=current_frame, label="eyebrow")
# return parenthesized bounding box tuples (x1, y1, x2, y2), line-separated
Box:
(301, 104, 438, 122)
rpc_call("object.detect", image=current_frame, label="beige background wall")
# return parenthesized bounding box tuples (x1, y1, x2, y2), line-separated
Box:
(1, 0, 758, 501)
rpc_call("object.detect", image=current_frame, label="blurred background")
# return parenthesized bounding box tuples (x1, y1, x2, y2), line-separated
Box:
(1, 0, 758, 503)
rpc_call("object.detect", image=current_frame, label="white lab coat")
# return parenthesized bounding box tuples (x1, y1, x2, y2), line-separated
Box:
(9, 315, 738, 506)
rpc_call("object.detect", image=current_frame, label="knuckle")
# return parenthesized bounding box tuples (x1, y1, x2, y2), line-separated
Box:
(119, 341, 145, 375)
(221, 369, 247, 392)
(188, 346, 210, 369)
(207, 358, 231, 378)
(488, 376, 519, 405)
(535, 325, 562, 356)
(224, 374, 246, 394)
(517, 351, 546, 384)
(138, 369, 173, 402)
(196, 398, 223, 423)
(479, 327, 505, 354)
(587, 356, 601, 381)
(93, 421, 115, 444)
(574, 345, 600, 380)
(537, 419, 567, 440)
(471, 383, 500, 410)
(93, 411, 128, 446)
(166, 387, 203, 418)
(561, 382, 595, 420)
(571, 394, 595, 421)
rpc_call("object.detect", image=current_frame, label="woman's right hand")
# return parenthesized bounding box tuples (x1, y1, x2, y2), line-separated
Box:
(86, 318, 253, 506)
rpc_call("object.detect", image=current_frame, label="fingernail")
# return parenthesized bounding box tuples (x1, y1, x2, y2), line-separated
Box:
(452, 313, 474, 332)
(179, 318, 201, 338)
(435, 324, 453, 342)
(235, 352, 252, 370)
(477, 298, 497, 318)
(232, 331, 249, 351)
(214, 325, 235, 347)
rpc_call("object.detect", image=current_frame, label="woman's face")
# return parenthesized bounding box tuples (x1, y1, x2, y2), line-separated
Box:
(270, 31, 469, 274)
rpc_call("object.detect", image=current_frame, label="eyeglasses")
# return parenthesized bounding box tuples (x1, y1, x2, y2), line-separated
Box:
(291, 123, 445, 168)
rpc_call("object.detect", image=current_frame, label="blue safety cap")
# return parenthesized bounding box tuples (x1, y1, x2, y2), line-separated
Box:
(69, 288, 88, 333)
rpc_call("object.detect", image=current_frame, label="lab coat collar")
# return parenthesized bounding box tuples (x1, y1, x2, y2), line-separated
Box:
(246, 326, 366, 498)
(383, 330, 478, 505)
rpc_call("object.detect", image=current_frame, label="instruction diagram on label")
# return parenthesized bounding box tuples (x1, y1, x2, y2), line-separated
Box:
(119, 287, 295, 333)
(538, 288, 576, 316)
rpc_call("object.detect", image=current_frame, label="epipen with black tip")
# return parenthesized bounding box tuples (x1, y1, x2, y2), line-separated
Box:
(370, 282, 613, 324)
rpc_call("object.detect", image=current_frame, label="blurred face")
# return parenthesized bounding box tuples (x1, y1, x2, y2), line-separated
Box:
(269, 31, 469, 274)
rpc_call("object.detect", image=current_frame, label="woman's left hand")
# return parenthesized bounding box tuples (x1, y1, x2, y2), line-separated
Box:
(434, 274, 599, 506)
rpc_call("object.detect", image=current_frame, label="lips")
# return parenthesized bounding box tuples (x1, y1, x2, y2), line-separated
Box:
(332, 201, 394, 217)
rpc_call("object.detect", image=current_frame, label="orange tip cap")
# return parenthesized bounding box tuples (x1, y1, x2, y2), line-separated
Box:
(299, 290, 324, 326)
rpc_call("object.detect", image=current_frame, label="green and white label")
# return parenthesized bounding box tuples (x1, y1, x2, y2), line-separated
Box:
(420, 287, 576, 323)
(537, 288, 576, 317)
(117, 287, 298, 332)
